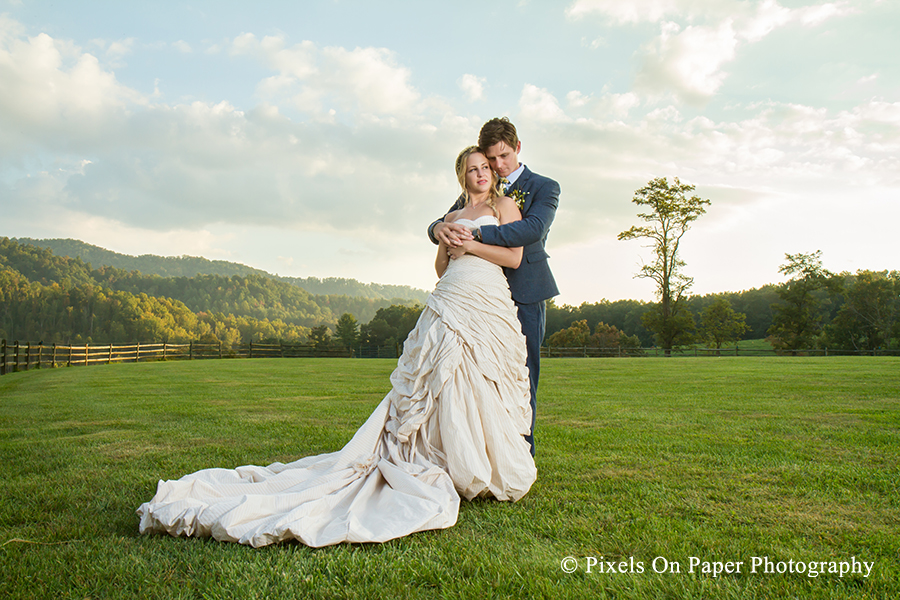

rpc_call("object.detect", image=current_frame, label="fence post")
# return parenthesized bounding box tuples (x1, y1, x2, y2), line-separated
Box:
(0, 339, 6, 375)
(25, 342, 31, 371)
(249, 342, 253, 359)
(84, 342, 89, 366)
(52, 343, 57, 368)
(13, 341, 20, 373)
(108, 344, 113, 364)
(67, 343, 72, 367)
(189, 341, 193, 360)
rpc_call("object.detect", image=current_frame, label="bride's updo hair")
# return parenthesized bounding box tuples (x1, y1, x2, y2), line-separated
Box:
(455, 145, 500, 217)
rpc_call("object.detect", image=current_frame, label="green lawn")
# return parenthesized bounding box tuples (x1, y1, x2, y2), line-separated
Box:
(1, 357, 897, 599)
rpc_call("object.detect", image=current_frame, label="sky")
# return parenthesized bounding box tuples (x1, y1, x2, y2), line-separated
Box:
(1, 0, 898, 305)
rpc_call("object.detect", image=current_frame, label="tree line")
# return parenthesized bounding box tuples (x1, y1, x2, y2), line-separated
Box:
(543, 261, 898, 353)
(2, 236, 897, 353)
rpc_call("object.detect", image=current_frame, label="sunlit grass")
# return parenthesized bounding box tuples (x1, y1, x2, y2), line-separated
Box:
(1, 357, 897, 599)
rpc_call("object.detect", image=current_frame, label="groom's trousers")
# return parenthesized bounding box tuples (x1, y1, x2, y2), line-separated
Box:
(516, 299, 545, 457)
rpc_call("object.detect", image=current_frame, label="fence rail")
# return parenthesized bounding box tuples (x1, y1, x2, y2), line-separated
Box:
(2, 339, 896, 377)
(0, 340, 365, 376)
(541, 346, 900, 358)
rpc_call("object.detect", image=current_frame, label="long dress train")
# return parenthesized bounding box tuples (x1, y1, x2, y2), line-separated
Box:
(137, 216, 536, 548)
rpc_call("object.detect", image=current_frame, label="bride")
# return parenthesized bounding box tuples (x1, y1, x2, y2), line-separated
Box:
(137, 146, 537, 548)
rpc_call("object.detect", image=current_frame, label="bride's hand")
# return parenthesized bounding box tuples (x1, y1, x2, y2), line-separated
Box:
(436, 222, 474, 247)
(447, 241, 472, 260)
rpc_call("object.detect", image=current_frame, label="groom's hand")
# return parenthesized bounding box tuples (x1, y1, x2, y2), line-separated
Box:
(434, 222, 474, 247)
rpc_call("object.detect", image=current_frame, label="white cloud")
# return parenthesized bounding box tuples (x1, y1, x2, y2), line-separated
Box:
(739, 0, 793, 42)
(635, 20, 738, 104)
(571, 0, 855, 103)
(105, 38, 134, 62)
(457, 74, 485, 101)
(567, 0, 682, 24)
(0, 28, 143, 150)
(567, 0, 852, 26)
(794, 1, 856, 26)
(172, 40, 192, 53)
(519, 84, 568, 122)
(0, 20, 469, 244)
(231, 33, 420, 117)
(856, 73, 878, 84)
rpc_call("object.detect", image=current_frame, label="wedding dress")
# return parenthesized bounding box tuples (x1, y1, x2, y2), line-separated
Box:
(137, 216, 536, 547)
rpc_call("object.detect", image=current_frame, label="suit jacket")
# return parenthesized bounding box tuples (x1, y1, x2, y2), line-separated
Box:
(429, 165, 560, 305)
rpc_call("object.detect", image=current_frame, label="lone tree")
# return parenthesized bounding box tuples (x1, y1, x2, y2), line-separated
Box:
(618, 177, 710, 354)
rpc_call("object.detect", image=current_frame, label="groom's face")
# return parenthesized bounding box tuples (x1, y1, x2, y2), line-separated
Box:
(484, 141, 521, 179)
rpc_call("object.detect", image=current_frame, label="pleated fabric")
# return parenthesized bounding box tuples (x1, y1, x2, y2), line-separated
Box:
(137, 216, 536, 547)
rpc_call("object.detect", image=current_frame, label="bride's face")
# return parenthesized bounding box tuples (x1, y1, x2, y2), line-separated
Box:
(465, 153, 493, 194)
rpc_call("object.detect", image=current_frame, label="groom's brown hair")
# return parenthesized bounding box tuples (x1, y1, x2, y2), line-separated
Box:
(478, 117, 519, 150)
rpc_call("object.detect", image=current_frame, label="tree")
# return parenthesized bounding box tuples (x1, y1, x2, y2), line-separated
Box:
(589, 322, 643, 355)
(547, 319, 590, 348)
(825, 270, 900, 352)
(359, 304, 424, 348)
(699, 297, 750, 353)
(546, 320, 642, 355)
(767, 251, 836, 353)
(618, 177, 710, 354)
(334, 313, 360, 350)
(308, 325, 332, 349)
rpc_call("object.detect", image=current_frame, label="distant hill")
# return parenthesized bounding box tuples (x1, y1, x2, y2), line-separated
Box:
(13, 237, 429, 303)
(12, 238, 270, 278)
(1, 237, 430, 344)
(279, 276, 429, 303)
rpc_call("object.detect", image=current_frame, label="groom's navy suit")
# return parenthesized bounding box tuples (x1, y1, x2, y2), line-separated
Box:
(429, 165, 560, 455)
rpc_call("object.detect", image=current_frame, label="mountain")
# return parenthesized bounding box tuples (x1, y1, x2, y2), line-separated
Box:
(1, 237, 425, 344)
(13, 237, 428, 302)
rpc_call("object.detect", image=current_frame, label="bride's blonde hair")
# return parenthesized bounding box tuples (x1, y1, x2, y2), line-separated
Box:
(455, 145, 500, 217)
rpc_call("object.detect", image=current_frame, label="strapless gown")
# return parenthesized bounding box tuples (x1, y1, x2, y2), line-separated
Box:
(137, 216, 536, 547)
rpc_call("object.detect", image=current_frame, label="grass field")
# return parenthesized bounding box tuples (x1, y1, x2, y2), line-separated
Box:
(1, 357, 897, 599)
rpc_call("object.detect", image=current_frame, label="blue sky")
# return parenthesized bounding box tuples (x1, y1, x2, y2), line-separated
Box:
(1, 0, 898, 304)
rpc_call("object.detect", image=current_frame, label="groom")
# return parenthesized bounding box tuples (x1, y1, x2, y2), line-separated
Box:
(428, 117, 560, 456)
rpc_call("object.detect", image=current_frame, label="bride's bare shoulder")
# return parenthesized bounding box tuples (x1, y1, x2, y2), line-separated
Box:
(444, 209, 463, 223)
(495, 195, 522, 223)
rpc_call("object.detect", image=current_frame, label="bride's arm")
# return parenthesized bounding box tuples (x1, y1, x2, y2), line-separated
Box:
(451, 197, 524, 268)
(435, 210, 462, 277)
(435, 240, 450, 277)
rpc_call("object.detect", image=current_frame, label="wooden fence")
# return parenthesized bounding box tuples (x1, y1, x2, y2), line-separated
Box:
(0, 340, 362, 376)
(2, 339, 896, 377)
(541, 346, 900, 358)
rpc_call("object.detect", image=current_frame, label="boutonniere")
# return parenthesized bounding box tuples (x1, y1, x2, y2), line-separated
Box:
(508, 188, 529, 209)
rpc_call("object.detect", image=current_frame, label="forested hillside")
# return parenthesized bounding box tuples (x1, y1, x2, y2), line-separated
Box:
(1, 238, 419, 345)
(15, 238, 429, 302)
